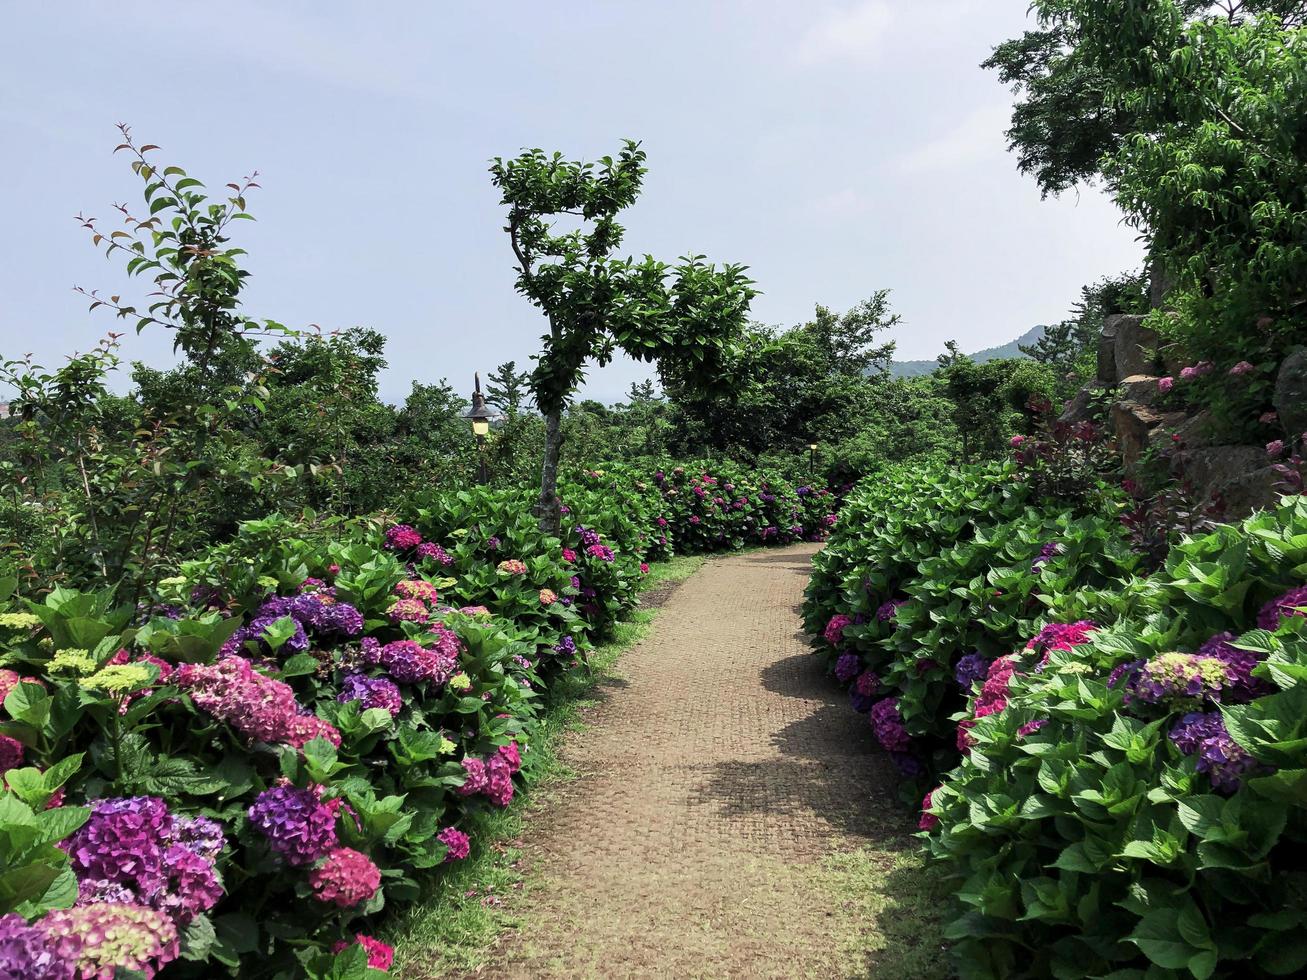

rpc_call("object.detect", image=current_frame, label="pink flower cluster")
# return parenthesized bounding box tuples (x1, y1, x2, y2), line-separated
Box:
(1026, 620, 1097, 667)
(308, 847, 381, 908)
(958, 656, 1017, 752)
(918, 789, 940, 831)
(824, 614, 852, 647)
(388, 578, 443, 624)
(497, 559, 528, 575)
(1179, 360, 1214, 381)
(455, 742, 523, 807)
(175, 656, 340, 749)
(332, 934, 394, 971)
(438, 827, 471, 861)
(539, 588, 557, 606)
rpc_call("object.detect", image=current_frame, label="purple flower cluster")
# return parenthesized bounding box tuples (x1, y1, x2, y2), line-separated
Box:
(65, 796, 224, 927)
(224, 590, 363, 657)
(438, 827, 470, 862)
(586, 544, 615, 562)
(890, 752, 923, 777)
(1257, 585, 1307, 630)
(1169, 712, 1259, 793)
(362, 630, 459, 685)
(417, 541, 454, 565)
(248, 785, 339, 866)
(384, 524, 423, 551)
(337, 673, 404, 716)
(554, 635, 577, 657)
(876, 598, 906, 623)
(834, 653, 862, 683)
(954, 652, 989, 690)
(870, 698, 911, 752)
(823, 614, 852, 648)
(455, 743, 523, 807)
(1196, 633, 1269, 702)
(1030, 541, 1062, 572)
(0, 913, 75, 980)
(575, 526, 602, 547)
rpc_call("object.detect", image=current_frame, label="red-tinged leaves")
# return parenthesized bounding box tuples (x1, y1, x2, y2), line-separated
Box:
(138, 144, 159, 152)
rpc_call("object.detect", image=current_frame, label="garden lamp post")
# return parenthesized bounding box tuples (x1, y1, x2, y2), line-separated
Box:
(463, 373, 494, 486)
(808, 443, 818, 477)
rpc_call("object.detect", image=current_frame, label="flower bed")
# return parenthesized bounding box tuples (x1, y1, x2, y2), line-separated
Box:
(0, 461, 835, 977)
(807, 459, 1307, 978)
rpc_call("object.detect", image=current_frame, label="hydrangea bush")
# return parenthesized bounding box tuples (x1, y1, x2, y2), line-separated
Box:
(0, 459, 835, 977)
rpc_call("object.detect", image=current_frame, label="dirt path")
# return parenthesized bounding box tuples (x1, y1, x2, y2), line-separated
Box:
(483, 544, 924, 979)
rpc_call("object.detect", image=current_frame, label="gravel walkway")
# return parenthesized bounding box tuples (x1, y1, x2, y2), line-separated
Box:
(484, 543, 911, 979)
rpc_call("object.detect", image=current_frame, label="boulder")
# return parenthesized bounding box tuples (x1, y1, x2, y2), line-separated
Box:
(1167, 410, 1218, 451)
(1274, 349, 1307, 439)
(1113, 315, 1161, 381)
(1111, 400, 1186, 467)
(1059, 384, 1105, 425)
(1120, 374, 1162, 408)
(1098, 316, 1123, 384)
(1173, 445, 1279, 516)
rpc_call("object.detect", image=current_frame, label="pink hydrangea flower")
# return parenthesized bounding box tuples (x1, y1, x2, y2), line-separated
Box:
(497, 559, 528, 575)
(438, 827, 471, 862)
(1268, 440, 1287, 458)
(1230, 361, 1256, 376)
(539, 589, 557, 606)
(823, 614, 852, 647)
(1157, 376, 1174, 393)
(309, 848, 381, 908)
(918, 789, 940, 832)
(561, 548, 577, 563)
(175, 656, 341, 750)
(332, 934, 394, 971)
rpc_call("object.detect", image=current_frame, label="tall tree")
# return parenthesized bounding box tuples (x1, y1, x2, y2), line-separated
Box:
(490, 140, 756, 533)
(485, 360, 532, 415)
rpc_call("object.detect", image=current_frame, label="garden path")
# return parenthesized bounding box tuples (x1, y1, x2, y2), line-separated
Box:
(479, 543, 929, 979)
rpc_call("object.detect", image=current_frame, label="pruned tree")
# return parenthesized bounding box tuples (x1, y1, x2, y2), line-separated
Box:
(490, 140, 756, 533)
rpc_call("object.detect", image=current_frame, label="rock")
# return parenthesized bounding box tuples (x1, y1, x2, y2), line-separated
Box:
(1058, 384, 1105, 425)
(1274, 349, 1307, 439)
(1111, 400, 1186, 467)
(1113, 315, 1161, 381)
(1098, 316, 1123, 384)
(1172, 445, 1279, 517)
(1167, 410, 1218, 451)
(1121, 374, 1162, 408)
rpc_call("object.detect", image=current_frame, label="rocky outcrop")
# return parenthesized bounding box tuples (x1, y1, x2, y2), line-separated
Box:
(1172, 446, 1281, 515)
(1111, 401, 1186, 466)
(1275, 350, 1307, 438)
(1113, 316, 1162, 379)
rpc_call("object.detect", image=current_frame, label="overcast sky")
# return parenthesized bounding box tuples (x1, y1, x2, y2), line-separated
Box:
(0, 0, 1142, 405)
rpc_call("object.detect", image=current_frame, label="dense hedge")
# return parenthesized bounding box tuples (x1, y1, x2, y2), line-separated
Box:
(806, 462, 1307, 979)
(0, 461, 834, 979)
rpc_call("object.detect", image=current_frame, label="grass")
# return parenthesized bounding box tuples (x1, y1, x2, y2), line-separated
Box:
(382, 553, 707, 979)
(822, 845, 950, 978)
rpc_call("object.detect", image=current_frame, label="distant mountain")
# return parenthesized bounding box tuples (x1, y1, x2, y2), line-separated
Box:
(886, 325, 1047, 379)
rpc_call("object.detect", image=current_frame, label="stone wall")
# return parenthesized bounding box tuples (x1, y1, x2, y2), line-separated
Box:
(1063, 313, 1300, 517)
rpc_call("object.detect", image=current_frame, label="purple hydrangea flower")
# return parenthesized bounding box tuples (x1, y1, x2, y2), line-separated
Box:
(834, 653, 862, 683)
(0, 913, 75, 980)
(1197, 633, 1270, 702)
(850, 690, 876, 713)
(337, 674, 403, 717)
(954, 652, 989, 689)
(854, 670, 880, 697)
(1128, 652, 1228, 704)
(870, 698, 911, 753)
(1031, 542, 1061, 572)
(169, 815, 226, 863)
(554, 635, 576, 657)
(890, 752, 923, 778)
(1169, 712, 1260, 793)
(246, 786, 338, 866)
(1257, 586, 1307, 630)
(876, 599, 906, 623)
(66, 796, 170, 898)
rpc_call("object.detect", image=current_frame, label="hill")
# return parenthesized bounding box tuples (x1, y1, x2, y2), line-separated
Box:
(887, 325, 1047, 379)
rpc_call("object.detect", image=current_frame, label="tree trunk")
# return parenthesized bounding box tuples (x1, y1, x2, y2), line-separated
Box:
(535, 406, 563, 535)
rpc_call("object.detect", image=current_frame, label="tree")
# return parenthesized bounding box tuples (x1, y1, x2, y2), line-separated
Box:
(485, 360, 532, 415)
(490, 140, 756, 533)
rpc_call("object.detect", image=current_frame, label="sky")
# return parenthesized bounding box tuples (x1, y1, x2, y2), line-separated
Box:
(0, 0, 1143, 405)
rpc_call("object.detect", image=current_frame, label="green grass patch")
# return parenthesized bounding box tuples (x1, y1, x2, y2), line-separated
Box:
(822, 845, 950, 979)
(383, 561, 692, 978)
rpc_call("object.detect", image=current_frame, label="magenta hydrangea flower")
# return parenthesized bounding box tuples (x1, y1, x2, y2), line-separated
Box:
(1230, 360, 1256, 376)
(337, 674, 403, 717)
(332, 934, 395, 971)
(586, 544, 615, 562)
(169, 815, 226, 863)
(438, 827, 471, 862)
(1158, 376, 1174, 393)
(155, 845, 224, 925)
(484, 754, 516, 807)
(870, 698, 911, 752)
(417, 541, 454, 566)
(854, 670, 880, 697)
(834, 653, 861, 683)
(175, 656, 341, 749)
(823, 614, 852, 647)
(497, 741, 522, 773)
(247, 785, 339, 867)
(561, 548, 577, 563)
(367, 637, 458, 685)
(1259, 586, 1307, 629)
(1026, 621, 1097, 665)
(456, 758, 489, 797)
(384, 524, 423, 551)
(0, 735, 24, 774)
(1170, 712, 1260, 793)
(1017, 719, 1048, 737)
(918, 790, 939, 832)
(66, 796, 169, 898)
(308, 848, 381, 908)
